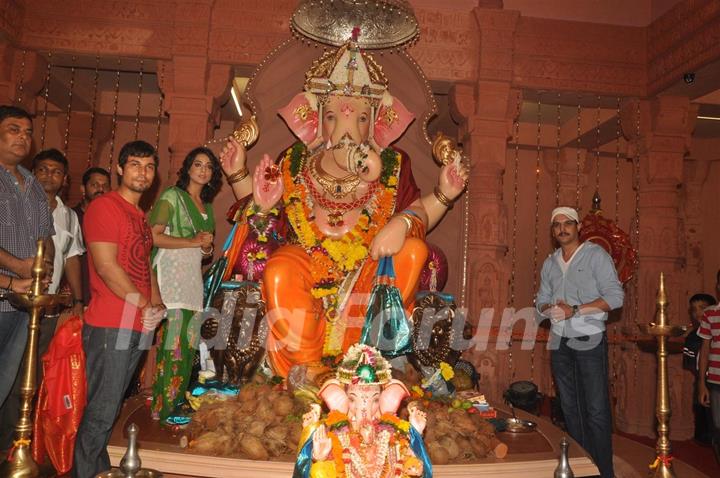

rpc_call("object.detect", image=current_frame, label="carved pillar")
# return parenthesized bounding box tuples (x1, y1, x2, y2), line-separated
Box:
(161, 0, 232, 176)
(543, 147, 591, 209)
(449, 6, 518, 403)
(682, 159, 711, 297)
(616, 97, 698, 439)
(161, 56, 231, 177)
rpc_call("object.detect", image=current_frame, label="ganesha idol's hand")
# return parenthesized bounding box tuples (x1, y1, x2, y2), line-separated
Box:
(438, 159, 469, 202)
(369, 217, 407, 261)
(219, 137, 247, 177)
(253, 154, 284, 212)
(312, 424, 333, 462)
(407, 402, 427, 435)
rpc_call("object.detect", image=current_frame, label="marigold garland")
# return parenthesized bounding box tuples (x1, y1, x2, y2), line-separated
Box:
(281, 144, 400, 299)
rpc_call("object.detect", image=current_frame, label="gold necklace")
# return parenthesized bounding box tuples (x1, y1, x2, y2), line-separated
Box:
(309, 153, 361, 199)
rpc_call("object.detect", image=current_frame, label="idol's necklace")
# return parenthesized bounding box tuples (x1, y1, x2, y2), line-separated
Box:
(309, 152, 361, 199)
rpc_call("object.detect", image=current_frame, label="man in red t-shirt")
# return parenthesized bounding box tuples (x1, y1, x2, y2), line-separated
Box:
(698, 269, 720, 463)
(73, 141, 166, 478)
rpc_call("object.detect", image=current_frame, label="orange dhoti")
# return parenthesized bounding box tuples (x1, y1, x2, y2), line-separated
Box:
(264, 238, 428, 377)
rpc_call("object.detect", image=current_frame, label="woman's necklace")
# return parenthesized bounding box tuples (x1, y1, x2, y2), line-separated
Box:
(309, 152, 361, 199)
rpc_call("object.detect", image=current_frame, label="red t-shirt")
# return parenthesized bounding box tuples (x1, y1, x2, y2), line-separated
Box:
(83, 191, 153, 331)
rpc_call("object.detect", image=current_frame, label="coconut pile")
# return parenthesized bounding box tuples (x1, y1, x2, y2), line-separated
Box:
(419, 400, 506, 464)
(185, 383, 506, 464)
(186, 384, 304, 461)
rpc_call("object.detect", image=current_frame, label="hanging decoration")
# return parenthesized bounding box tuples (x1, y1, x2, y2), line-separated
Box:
(615, 97, 621, 224)
(594, 95, 601, 195)
(555, 93, 561, 206)
(632, 100, 642, 380)
(133, 59, 144, 140)
(156, 62, 165, 154)
(62, 56, 77, 156)
(40, 52, 53, 150)
(460, 170, 470, 310)
(14, 49, 26, 105)
(507, 93, 522, 381)
(575, 97, 582, 209)
(87, 56, 100, 169)
(530, 94, 543, 381)
(108, 59, 121, 172)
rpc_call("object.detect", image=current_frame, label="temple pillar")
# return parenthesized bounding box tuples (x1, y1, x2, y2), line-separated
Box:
(160, 1, 232, 175)
(449, 6, 518, 403)
(160, 56, 232, 177)
(543, 147, 591, 209)
(615, 96, 698, 439)
(682, 159, 711, 298)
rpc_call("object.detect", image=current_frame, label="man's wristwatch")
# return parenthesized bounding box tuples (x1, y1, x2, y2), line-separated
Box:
(572, 304, 579, 317)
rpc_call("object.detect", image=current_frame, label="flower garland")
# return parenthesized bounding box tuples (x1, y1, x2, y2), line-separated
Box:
(338, 428, 392, 478)
(378, 413, 411, 435)
(281, 144, 400, 352)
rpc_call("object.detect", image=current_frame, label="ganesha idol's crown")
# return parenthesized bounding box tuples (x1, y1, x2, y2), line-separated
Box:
(337, 344, 392, 386)
(304, 37, 388, 101)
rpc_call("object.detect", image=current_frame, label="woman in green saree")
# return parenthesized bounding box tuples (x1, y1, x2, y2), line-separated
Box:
(149, 147, 222, 421)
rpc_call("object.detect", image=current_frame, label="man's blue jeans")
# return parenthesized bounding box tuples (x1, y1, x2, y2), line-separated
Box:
(0, 311, 28, 409)
(72, 325, 151, 478)
(551, 333, 614, 478)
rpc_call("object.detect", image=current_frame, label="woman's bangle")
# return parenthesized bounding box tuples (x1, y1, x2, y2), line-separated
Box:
(433, 186, 453, 209)
(227, 167, 249, 185)
(201, 245, 215, 256)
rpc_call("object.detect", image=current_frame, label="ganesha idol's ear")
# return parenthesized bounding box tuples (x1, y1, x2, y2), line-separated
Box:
(379, 379, 410, 415)
(318, 379, 349, 414)
(372, 93, 415, 149)
(278, 92, 319, 146)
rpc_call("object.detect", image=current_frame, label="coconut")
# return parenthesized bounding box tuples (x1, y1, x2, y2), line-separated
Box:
(238, 386, 256, 402)
(247, 420, 267, 437)
(455, 437, 474, 460)
(256, 401, 276, 421)
(265, 424, 288, 443)
(470, 434, 491, 458)
(274, 396, 294, 416)
(427, 443, 449, 465)
(439, 436, 460, 460)
(240, 435, 269, 460)
(289, 421, 304, 445)
(190, 431, 233, 456)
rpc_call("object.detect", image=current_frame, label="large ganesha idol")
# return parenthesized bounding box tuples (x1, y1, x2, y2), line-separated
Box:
(218, 35, 468, 378)
(294, 344, 431, 478)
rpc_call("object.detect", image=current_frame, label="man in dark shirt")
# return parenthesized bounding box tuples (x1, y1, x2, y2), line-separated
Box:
(0, 105, 54, 408)
(72, 167, 110, 305)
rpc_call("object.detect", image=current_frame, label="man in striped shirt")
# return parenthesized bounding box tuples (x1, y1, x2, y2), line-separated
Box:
(698, 270, 720, 462)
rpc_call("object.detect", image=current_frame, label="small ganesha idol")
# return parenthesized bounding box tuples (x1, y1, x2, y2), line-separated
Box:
(293, 344, 432, 478)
